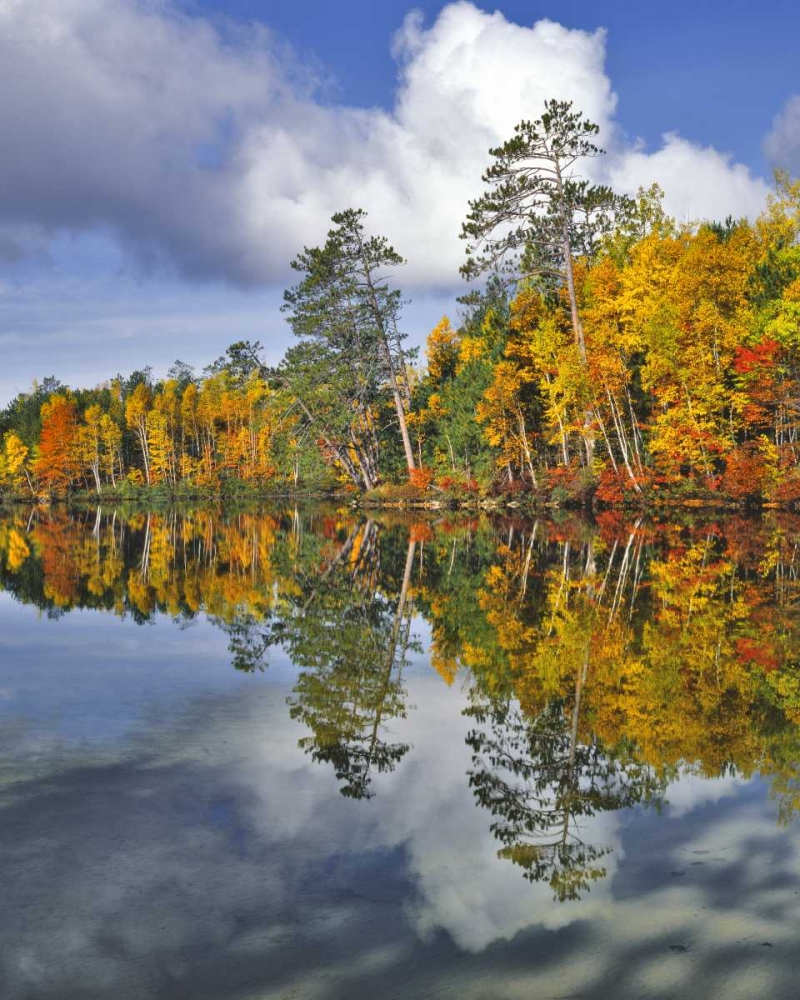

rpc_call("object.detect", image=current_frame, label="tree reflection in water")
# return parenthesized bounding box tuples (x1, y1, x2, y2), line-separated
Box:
(4, 506, 800, 895)
(467, 697, 664, 900)
(284, 523, 417, 799)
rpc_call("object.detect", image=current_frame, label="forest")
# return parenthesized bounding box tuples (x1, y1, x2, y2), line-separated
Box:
(3, 101, 800, 508)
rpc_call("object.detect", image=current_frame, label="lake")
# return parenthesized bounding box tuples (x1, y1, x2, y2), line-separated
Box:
(2, 505, 800, 999)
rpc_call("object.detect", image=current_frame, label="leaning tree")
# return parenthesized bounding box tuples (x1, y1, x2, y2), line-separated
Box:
(281, 209, 417, 485)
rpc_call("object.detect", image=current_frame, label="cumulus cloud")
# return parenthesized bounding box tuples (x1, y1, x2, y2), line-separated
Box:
(610, 133, 770, 225)
(765, 94, 800, 173)
(0, 0, 771, 291)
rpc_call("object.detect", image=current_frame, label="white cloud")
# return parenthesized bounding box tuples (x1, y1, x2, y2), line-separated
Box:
(0, 0, 771, 296)
(610, 133, 770, 225)
(765, 94, 800, 172)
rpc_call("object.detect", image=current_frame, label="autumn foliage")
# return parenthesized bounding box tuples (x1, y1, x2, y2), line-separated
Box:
(5, 173, 800, 505)
(33, 395, 81, 494)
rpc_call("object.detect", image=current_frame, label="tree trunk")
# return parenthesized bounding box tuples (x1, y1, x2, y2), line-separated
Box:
(360, 262, 417, 473)
(136, 421, 151, 484)
(554, 160, 594, 468)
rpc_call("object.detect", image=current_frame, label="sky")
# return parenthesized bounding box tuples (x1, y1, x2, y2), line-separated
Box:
(2, 0, 800, 405)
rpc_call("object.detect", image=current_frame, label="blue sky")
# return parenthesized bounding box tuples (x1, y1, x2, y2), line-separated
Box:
(192, 0, 800, 175)
(1, 0, 798, 404)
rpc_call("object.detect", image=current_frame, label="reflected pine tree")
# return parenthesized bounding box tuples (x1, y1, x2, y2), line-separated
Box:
(283, 525, 418, 798)
(222, 612, 277, 673)
(466, 695, 665, 900)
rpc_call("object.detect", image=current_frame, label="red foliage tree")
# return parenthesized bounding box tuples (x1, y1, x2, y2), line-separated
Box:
(33, 395, 81, 494)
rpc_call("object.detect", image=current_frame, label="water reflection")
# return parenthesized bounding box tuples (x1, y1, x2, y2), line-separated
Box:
(284, 529, 417, 799)
(466, 697, 665, 900)
(3, 504, 800, 908)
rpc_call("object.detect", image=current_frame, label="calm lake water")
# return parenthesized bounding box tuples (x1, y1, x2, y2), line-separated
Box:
(2, 505, 800, 999)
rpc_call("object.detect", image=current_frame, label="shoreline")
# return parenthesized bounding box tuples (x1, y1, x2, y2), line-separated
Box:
(0, 486, 795, 514)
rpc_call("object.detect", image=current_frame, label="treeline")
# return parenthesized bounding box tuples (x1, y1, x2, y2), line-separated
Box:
(4, 101, 800, 505)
